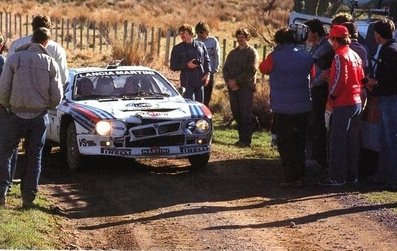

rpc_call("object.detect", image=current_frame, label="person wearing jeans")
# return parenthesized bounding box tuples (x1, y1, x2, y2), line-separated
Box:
(319, 25, 364, 186)
(365, 18, 397, 190)
(195, 21, 220, 108)
(0, 27, 63, 208)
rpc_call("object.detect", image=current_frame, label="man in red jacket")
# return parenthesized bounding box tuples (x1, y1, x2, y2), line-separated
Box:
(319, 25, 364, 186)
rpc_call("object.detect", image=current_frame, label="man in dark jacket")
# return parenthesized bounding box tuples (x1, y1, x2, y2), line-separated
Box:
(304, 18, 333, 171)
(0, 28, 63, 208)
(170, 24, 211, 103)
(364, 18, 397, 191)
(260, 27, 313, 187)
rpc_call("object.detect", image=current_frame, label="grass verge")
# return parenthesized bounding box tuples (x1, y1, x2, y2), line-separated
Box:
(0, 184, 61, 249)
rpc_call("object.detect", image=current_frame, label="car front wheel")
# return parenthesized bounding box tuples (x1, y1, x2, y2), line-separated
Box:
(66, 122, 83, 171)
(188, 153, 210, 169)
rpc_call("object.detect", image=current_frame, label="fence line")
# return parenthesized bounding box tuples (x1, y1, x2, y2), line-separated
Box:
(0, 12, 268, 66)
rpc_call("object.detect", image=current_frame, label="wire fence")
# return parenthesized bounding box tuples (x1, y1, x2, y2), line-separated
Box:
(0, 12, 269, 65)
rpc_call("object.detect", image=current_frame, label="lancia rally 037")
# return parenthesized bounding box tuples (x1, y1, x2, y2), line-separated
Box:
(45, 66, 213, 170)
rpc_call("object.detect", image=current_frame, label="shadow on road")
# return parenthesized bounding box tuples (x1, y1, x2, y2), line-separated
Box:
(29, 149, 396, 231)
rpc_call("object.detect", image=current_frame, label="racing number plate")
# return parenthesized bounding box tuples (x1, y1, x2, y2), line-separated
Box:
(141, 147, 170, 155)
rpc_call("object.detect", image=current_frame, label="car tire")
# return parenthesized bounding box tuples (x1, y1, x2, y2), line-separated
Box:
(66, 122, 83, 171)
(188, 153, 210, 169)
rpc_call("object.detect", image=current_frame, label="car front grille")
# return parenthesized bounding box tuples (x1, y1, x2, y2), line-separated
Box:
(129, 121, 181, 139)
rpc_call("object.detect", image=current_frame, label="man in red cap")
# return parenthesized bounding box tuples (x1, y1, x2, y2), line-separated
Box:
(319, 25, 364, 186)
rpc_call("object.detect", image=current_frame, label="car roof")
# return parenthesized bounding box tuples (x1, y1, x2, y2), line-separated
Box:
(69, 65, 154, 74)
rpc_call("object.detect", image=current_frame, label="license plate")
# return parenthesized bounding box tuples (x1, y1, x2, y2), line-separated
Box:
(141, 148, 170, 155)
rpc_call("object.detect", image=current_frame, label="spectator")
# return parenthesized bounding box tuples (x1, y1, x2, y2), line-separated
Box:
(303, 18, 333, 172)
(260, 27, 313, 187)
(0, 27, 63, 208)
(195, 21, 220, 108)
(331, 13, 353, 25)
(319, 25, 364, 186)
(223, 28, 259, 148)
(342, 22, 368, 73)
(6, 14, 68, 193)
(0, 33, 12, 204)
(8, 14, 68, 85)
(170, 24, 211, 103)
(364, 18, 397, 191)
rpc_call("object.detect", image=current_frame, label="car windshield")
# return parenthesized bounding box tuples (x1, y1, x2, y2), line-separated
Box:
(73, 70, 179, 100)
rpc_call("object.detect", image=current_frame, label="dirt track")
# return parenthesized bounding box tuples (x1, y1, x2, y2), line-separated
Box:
(37, 148, 397, 250)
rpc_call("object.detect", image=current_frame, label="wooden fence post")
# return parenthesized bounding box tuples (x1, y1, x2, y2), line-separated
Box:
(79, 19, 83, 50)
(113, 21, 117, 41)
(157, 27, 161, 57)
(123, 20, 128, 43)
(61, 18, 65, 47)
(72, 18, 76, 49)
(25, 14, 29, 36)
(18, 14, 22, 38)
(144, 25, 148, 53)
(93, 21, 96, 51)
(164, 28, 172, 65)
(5, 13, 9, 38)
(86, 21, 90, 47)
(99, 21, 103, 52)
(150, 26, 155, 55)
(130, 23, 134, 45)
(66, 18, 70, 50)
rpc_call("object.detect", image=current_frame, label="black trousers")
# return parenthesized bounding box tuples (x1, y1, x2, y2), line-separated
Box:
(229, 86, 254, 145)
(274, 112, 309, 182)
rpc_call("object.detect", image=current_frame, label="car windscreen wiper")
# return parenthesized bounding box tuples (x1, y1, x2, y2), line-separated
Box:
(147, 92, 170, 97)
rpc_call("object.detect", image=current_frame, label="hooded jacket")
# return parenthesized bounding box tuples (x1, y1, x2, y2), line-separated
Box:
(0, 43, 63, 113)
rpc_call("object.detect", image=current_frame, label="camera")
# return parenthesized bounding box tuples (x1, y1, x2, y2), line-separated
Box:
(289, 22, 308, 44)
(192, 59, 201, 65)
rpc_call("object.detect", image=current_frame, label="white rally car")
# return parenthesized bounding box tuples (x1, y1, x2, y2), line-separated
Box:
(46, 65, 213, 170)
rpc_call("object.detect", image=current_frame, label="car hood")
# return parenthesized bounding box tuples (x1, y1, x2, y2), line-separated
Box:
(65, 98, 211, 130)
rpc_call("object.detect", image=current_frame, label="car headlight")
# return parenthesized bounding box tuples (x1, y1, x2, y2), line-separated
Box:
(196, 119, 210, 134)
(96, 121, 111, 136)
(184, 119, 210, 134)
(96, 120, 126, 137)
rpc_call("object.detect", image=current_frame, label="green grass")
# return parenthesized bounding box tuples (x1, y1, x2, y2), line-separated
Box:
(213, 124, 279, 159)
(0, 184, 61, 249)
(363, 192, 397, 214)
(211, 114, 279, 161)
